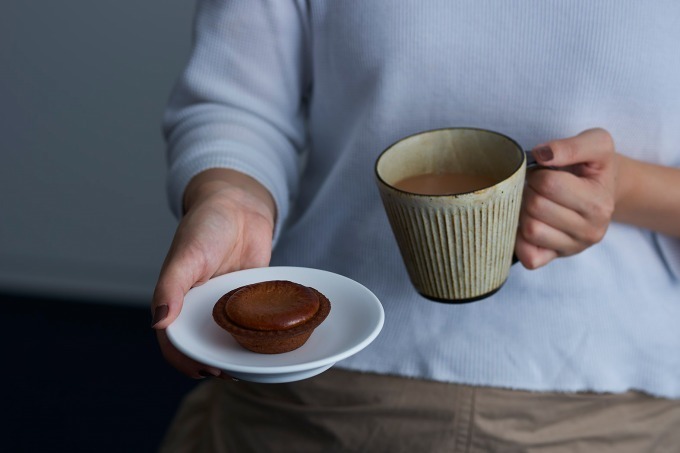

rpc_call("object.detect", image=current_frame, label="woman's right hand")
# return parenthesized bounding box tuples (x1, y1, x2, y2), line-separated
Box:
(151, 168, 276, 379)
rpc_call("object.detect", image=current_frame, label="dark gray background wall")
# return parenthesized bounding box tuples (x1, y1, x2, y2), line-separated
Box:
(0, 1, 197, 306)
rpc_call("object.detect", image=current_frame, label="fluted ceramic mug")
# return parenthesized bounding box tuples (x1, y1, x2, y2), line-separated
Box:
(375, 127, 530, 303)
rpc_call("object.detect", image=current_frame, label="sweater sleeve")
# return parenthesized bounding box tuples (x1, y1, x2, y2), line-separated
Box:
(162, 0, 311, 242)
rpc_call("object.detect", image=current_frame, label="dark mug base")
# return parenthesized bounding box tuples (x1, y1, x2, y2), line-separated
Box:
(418, 281, 506, 304)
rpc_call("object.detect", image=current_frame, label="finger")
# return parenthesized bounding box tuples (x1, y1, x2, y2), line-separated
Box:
(518, 209, 580, 256)
(156, 330, 223, 379)
(526, 170, 594, 219)
(522, 183, 589, 237)
(533, 128, 615, 174)
(151, 218, 220, 329)
(151, 257, 198, 329)
(151, 240, 211, 329)
(514, 234, 558, 270)
(527, 169, 614, 229)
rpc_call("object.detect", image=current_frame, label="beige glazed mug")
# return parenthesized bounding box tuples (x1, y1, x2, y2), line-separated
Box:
(375, 127, 531, 303)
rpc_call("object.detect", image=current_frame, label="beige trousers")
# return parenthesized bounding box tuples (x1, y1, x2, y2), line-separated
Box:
(159, 368, 680, 453)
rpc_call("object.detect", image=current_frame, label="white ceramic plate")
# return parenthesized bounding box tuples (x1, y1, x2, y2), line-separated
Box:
(166, 266, 385, 383)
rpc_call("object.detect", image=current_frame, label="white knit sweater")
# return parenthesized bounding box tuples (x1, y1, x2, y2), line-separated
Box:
(164, 0, 680, 398)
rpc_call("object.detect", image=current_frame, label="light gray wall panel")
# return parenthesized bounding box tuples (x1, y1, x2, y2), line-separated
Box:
(0, 1, 197, 306)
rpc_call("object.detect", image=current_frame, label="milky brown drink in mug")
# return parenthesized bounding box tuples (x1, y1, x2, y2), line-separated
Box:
(394, 172, 497, 195)
(375, 128, 526, 302)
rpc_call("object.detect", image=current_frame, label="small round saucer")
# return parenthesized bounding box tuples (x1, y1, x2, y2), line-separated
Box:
(167, 266, 385, 383)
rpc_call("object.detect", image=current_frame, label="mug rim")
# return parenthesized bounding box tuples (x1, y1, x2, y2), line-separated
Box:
(374, 127, 526, 197)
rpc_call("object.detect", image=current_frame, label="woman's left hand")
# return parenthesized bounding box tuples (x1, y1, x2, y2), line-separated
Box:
(514, 128, 619, 269)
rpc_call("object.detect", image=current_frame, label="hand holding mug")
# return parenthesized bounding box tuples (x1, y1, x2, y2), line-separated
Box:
(516, 128, 619, 269)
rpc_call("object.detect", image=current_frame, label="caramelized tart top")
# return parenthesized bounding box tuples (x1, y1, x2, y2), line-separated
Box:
(224, 280, 320, 331)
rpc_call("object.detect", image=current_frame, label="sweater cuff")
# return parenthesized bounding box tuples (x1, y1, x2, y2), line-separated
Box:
(167, 145, 290, 246)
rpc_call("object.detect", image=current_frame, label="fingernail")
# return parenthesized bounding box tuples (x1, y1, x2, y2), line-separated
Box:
(151, 304, 169, 328)
(199, 370, 218, 378)
(535, 146, 553, 162)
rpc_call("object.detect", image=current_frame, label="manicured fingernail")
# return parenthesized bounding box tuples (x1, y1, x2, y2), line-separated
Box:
(151, 304, 169, 327)
(535, 146, 553, 162)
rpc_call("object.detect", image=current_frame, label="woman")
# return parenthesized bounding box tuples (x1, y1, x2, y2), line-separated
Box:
(152, 1, 680, 451)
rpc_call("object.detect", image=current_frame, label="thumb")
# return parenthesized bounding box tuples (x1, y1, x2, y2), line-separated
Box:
(532, 128, 615, 173)
(151, 262, 194, 329)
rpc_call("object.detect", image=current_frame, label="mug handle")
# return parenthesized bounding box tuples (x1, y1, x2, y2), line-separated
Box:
(525, 149, 558, 170)
(525, 149, 539, 169)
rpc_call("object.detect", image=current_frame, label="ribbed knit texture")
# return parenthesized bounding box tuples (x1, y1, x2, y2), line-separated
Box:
(164, 0, 680, 398)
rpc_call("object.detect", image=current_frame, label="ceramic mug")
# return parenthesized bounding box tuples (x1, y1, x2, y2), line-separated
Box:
(375, 127, 533, 303)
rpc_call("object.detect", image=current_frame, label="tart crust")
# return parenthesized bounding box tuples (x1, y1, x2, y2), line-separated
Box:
(212, 280, 331, 354)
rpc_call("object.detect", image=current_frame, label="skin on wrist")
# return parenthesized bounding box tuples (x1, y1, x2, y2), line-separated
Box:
(182, 168, 277, 224)
(613, 154, 680, 237)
